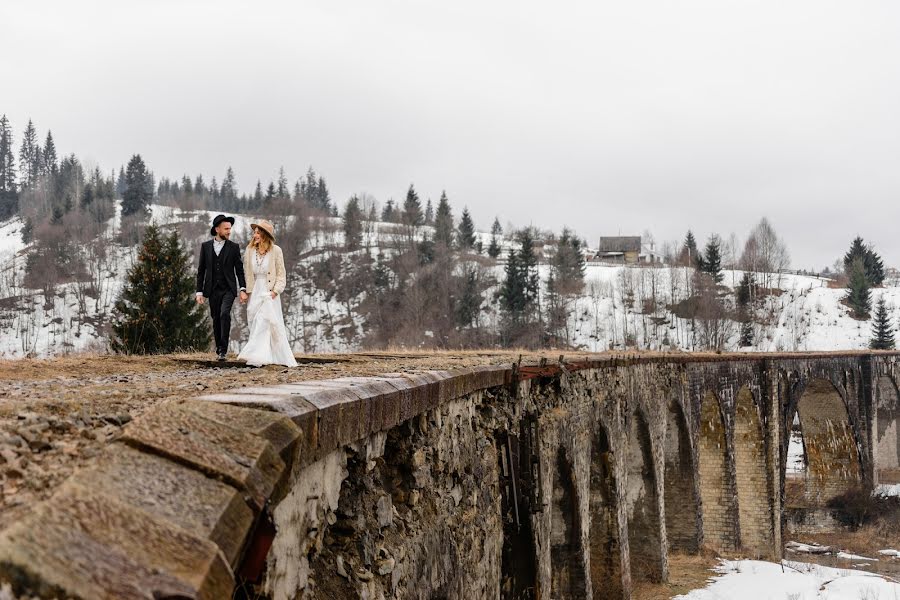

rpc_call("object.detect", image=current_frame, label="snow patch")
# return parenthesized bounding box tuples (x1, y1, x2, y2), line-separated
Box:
(676, 559, 900, 599)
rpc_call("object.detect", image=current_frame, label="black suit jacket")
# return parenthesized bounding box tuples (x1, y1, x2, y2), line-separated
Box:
(196, 239, 247, 298)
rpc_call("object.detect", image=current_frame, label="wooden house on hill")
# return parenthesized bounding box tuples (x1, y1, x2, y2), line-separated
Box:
(596, 236, 641, 264)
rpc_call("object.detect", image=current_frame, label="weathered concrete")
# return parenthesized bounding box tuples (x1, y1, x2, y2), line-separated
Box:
(0, 351, 898, 600)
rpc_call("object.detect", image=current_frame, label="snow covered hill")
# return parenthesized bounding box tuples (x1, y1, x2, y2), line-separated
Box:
(0, 206, 895, 357)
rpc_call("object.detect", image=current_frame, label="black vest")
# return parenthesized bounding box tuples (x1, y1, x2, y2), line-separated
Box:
(213, 246, 229, 291)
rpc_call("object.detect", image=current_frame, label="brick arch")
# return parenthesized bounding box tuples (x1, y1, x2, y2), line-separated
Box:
(875, 376, 900, 484)
(589, 423, 623, 598)
(733, 386, 774, 556)
(787, 378, 862, 504)
(624, 408, 663, 583)
(551, 447, 588, 598)
(663, 399, 699, 553)
(697, 391, 737, 552)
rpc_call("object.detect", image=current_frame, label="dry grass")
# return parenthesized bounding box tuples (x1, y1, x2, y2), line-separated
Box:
(632, 553, 719, 600)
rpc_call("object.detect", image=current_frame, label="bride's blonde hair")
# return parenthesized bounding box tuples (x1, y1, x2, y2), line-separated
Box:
(249, 226, 273, 254)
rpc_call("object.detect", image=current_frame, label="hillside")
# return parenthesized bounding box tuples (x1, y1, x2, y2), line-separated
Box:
(0, 205, 894, 357)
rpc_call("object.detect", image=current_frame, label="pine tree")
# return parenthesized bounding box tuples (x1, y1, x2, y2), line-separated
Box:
(402, 184, 423, 227)
(457, 207, 476, 250)
(343, 195, 364, 251)
(487, 234, 501, 259)
(0, 115, 17, 219)
(253, 180, 263, 205)
(736, 271, 756, 307)
(844, 236, 885, 287)
(116, 166, 127, 197)
(846, 256, 871, 319)
(81, 182, 95, 208)
(701, 235, 724, 283)
(42, 130, 57, 176)
(381, 199, 396, 222)
(737, 272, 756, 347)
(682, 230, 699, 267)
(491, 217, 503, 237)
(500, 231, 539, 317)
(220, 166, 237, 203)
(276, 167, 289, 198)
(317, 176, 331, 213)
(549, 229, 586, 295)
(112, 225, 211, 354)
(870, 297, 895, 350)
(265, 181, 276, 203)
(434, 191, 454, 247)
(455, 265, 482, 329)
(189, 174, 203, 197)
(18, 119, 40, 189)
(121, 154, 152, 216)
(499, 247, 523, 317)
(424, 198, 434, 225)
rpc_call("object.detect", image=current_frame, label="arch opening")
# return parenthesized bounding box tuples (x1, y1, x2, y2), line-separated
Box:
(784, 411, 808, 507)
(697, 391, 737, 551)
(789, 378, 862, 505)
(733, 386, 773, 555)
(663, 400, 700, 553)
(625, 410, 663, 583)
(590, 425, 622, 598)
(551, 448, 587, 598)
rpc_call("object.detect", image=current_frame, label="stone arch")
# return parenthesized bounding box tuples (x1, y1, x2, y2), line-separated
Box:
(590, 423, 622, 598)
(697, 391, 737, 551)
(624, 409, 663, 583)
(733, 386, 773, 555)
(875, 376, 900, 484)
(790, 378, 862, 504)
(551, 447, 587, 598)
(663, 400, 699, 553)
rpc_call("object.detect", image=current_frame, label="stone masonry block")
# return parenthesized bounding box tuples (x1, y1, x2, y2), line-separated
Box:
(0, 481, 233, 600)
(180, 399, 301, 463)
(68, 443, 253, 568)
(197, 392, 318, 461)
(120, 402, 285, 510)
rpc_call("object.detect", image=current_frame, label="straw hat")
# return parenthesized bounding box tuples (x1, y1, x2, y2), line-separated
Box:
(250, 219, 275, 241)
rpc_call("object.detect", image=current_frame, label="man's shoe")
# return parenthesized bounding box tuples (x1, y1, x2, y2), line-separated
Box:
(217, 352, 226, 362)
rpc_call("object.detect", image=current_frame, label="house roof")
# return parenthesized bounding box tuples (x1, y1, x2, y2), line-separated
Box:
(597, 236, 641, 253)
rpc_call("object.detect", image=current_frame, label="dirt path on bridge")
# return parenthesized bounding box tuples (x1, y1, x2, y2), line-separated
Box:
(0, 351, 528, 528)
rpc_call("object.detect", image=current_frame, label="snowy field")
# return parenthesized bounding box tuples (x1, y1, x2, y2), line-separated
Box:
(2, 206, 900, 357)
(677, 559, 900, 599)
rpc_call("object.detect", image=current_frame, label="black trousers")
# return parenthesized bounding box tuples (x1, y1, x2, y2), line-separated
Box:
(209, 286, 236, 354)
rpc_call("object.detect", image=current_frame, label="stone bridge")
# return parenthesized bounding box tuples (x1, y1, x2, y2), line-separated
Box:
(1, 351, 898, 599)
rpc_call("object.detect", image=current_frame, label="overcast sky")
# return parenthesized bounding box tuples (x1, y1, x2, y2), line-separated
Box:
(3, 0, 900, 269)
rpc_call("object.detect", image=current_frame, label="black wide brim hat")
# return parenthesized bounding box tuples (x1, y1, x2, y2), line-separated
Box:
(210, 214, 235, 236)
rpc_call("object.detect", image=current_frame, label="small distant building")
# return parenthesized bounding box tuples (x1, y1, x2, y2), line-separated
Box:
(596, 236, 641, 264)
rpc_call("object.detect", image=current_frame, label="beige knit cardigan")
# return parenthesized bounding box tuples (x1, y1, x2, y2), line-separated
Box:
(243, 244, 286, 296)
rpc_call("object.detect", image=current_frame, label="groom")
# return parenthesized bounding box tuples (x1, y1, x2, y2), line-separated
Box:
(196, 214, 248, 360)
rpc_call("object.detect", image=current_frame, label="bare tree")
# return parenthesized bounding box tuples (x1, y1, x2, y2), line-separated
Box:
(740, 217, 790, 291)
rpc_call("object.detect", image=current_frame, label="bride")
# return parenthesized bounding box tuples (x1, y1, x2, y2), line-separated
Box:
(237, 220, 298, 367)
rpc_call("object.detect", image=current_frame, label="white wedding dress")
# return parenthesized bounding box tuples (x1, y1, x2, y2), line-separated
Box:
(238, 250, 298, 367)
